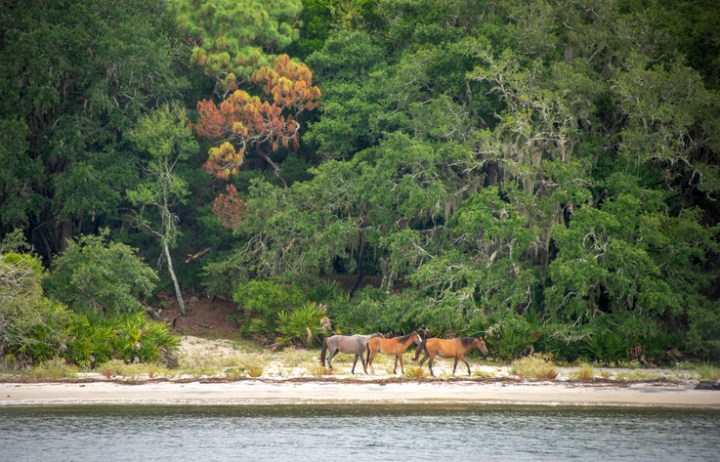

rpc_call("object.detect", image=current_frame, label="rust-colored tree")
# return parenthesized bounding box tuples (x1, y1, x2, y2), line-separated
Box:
(197, 54, 321, 188)
(212, 184, 245, 230)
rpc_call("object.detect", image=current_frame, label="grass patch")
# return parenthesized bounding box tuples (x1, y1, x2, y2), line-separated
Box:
(281, 347, 318, 368)
(99, 360, 173, 378)
(614, 370, 666, 381)
(404, 366, 426, 379)
(30, 358, 77, 380)
(177, 342, 274, 377)
(247, 364, 263, 377)
(471, 370, 494, 378)
(510, 354, 558, 380)
(695, 363, 720, 381)
(568, 363, 594, 382)
(310, 365, 333, 377)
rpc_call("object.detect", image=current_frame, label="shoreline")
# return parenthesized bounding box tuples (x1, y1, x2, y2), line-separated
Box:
(2, 379, 720, 409)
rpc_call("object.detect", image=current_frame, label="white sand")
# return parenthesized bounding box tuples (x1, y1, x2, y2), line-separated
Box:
(2, 379, 719, 408)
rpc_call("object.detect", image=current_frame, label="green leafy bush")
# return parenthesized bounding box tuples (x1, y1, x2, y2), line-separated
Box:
(306, 280, 345, 303)
(487, 310, 540, 361)
(111, 312, 179, 364)
(63, 312, 178, 367)
(328, 287, 388, 332)
(687, 302, 720, 361)
(45, 231, 158, 314)
(0, 252, 73, 367)
(232, 280, 307, 335)
(276, 302, 328, 347)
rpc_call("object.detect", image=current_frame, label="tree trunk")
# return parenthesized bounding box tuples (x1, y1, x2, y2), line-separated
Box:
(163, 241, 186, 316)
(256, 147, 288, 188)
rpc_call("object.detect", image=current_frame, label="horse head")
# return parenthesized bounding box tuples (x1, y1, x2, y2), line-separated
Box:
(474, 337, 489, 356)
(411, 330, 423, 345)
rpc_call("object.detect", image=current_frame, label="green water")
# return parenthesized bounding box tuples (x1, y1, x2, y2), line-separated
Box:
(1, 404, 718, 461)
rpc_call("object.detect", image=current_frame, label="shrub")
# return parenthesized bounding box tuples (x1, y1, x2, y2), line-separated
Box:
(687, 302, 720, 361)
(30, 357, 77, 380)
(328, 287, 388, 332)
(64, 312, 178, 367)
(487, 310, 540, 361)
(64, 314, 115, 368)
(404, 366, 426, 379)
(276, 302, 328, 347)
(306, 280, 345, 303)
(111, 312, 179, 364)
(232, 279, 306, 335)
(248, 364, 263, 377)
(0, 252, 74, 367)
(696, 363, 720, 381)
(510, 354, 558, 380)
(575, 363, 595, 382)
(45, 231, 158, 314)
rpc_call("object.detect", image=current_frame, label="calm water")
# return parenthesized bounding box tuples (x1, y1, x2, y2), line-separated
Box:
(1, 404, 719, 461)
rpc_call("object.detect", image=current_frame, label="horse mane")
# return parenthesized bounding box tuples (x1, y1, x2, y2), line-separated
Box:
(398, 332, 415, 342)
(460, 338, 476, 346)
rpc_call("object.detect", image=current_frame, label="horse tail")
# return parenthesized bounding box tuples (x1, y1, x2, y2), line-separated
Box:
(320, 337, 328, 366)
(414, 338, 427, 361)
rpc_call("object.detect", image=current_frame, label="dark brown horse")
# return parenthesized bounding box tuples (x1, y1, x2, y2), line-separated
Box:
(320, 333, 384, 374)
(366, 331, 423, 375)
(414, 337, 488, 377)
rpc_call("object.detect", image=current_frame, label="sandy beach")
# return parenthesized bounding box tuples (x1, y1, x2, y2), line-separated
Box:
(2, 379, 719, 408)
(2, 337, 719, 409)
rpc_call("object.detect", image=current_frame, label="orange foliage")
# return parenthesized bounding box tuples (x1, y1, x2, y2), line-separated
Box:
(252, 54, 321, 111)
(196, 99, 229, 140)
(212, 184, 245, 230)
(197, 54, 321, 181)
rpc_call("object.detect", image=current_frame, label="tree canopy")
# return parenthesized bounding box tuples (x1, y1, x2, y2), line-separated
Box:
(1, 0, 719, 362)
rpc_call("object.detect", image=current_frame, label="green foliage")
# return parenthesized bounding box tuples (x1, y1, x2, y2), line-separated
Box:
(0, 120, 42, 228)
(110, 312, 179, 364)
(172, 0, 302, 86)
(486, 310, 540, 361)
(64, 314, 115, 368)
(0, 0, 189, 259)
(687, 302, 720, 361)
(232, 280, 307, 335)
(65, 312, 178, 367)
(306, 280, 345, 303)
(328, 287, 388, 332)
(276, 302, 328, 347)
(2, 0, 719, 365)
(0, 252, 74, 366)
(45, 231, 158, 315)
(127, 104, 198, 246)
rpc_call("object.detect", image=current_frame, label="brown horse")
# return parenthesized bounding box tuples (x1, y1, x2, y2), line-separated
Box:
(366, 331, 423, 375)
(320, 333, 384, 374)
(414, 337, 488, 377)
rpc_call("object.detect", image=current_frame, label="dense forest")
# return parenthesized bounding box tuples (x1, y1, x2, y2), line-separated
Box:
(1, 0, 719, 369)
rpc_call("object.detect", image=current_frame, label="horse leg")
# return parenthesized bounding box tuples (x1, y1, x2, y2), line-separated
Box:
(393, 355, 399, 375)
(351, 354, 358, 374)
(428, 357, 435, 377)
(360, 349, 369, 374)
(418, 350, 429, 366)
(398, 355, 405, 375)
(327, 348, 338, 369)
(367, 350, 377, 375)
(463, 358, 471, 376)
(453, 357, 459, 375)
